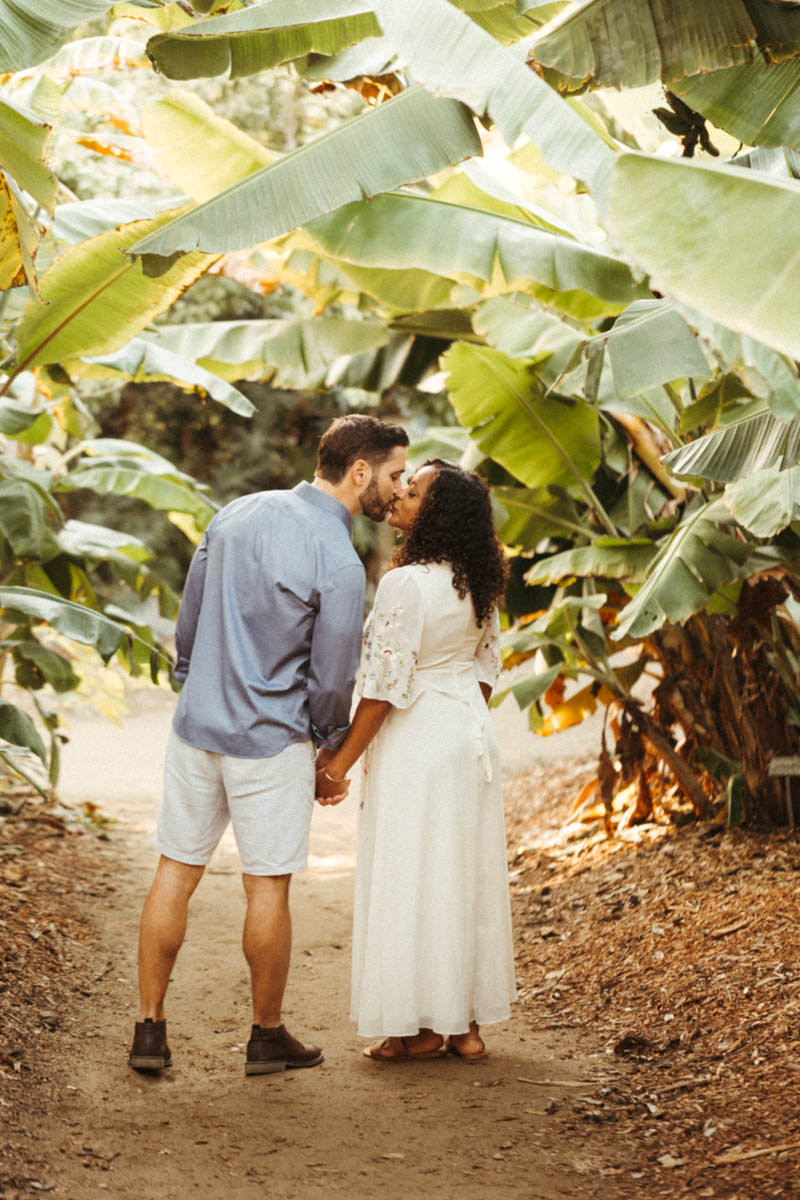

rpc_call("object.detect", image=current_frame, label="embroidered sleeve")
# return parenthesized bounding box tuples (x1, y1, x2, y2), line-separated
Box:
(358, 569, 425, 709)
(474, 607, 502, 688)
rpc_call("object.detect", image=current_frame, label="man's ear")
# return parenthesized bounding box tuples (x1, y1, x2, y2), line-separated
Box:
(350, 458, 372, 489)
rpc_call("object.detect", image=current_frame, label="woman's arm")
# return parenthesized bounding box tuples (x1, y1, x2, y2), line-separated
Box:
(315, 697, 392, 802)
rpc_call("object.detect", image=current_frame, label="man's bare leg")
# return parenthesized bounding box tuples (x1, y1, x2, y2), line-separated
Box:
(137, 855, 205, 1020)
(242, 874, 323, 1073)
(242, 873, 292, 1027)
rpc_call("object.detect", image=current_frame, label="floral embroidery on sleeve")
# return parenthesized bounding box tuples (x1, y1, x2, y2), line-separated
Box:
(474, 608, 502, 687)
(358, 572, 423, 708)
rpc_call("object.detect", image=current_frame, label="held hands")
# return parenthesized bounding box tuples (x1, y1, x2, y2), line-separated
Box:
(314, 750, 349, 806)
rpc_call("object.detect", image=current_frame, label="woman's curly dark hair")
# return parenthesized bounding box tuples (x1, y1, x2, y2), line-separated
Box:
(389, 459, 508, 626)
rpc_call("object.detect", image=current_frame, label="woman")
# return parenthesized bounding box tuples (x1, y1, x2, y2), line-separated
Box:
(316, 460, 516, 1060)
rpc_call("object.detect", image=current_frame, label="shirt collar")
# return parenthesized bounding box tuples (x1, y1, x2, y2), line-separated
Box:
(293, 480, 352, 534)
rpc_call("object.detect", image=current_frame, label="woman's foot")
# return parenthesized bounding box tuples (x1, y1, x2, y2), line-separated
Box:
(364, 1029, 445, 1061)
(446, 1022, 487, 1061)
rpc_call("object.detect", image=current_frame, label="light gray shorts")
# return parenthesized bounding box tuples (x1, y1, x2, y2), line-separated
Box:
(155, 729, 316, 875)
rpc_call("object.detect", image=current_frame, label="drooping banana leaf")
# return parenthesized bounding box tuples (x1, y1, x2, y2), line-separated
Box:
(443, 341, 606, 514)
(584, 299, 711, 399)
(612, 497, 753, 641)
(608, 152, 800, 362)
(372, 0, 614, 198)
(303, 191, 646, 318)
(663, 409, 800, 482)
(128, 86, 481, 259)
(55, 439, 218, 531)
(144, 317, 391, 390)
(0, 98, 58, 210)
(0, 585, 157, 664)
(146, 0, 381, 80)
(8, 215, 216, 383)
(0, 0, 117, 71)
(76, 337, 255, 417)
(530, 0, 800, 94)
(0, 477, 61, 561)
(724, 464, 800, 538)
(525, 538, 656, 586)
(673, 57, 800, 150)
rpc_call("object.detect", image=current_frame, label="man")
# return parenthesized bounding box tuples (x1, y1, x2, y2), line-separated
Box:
(129, 414, 409, 1076)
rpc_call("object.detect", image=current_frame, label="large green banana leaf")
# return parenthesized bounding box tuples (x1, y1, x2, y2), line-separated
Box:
(612, 497, 753, 640)
(608, 153, 800, 361)
(724, 465, 800, 538)
(530, 0, 800, 94)
(472, 297, 584, 387)
(525, 538, 656, 586)
(146, 0, 381, 80)
(0, 0, 117, 71)
(493, 484, 592, 548)
(442, 341, 605, 507)
(372, 0, 613, 197)
(145, 0, 569, 81)
(51, 198, 169, 244)
(145, 317, 391, 389)
(57, 518, 151, 565)
(141, 90, 273, 203)
(303, 192, 647, 317)
(76, 337, 255, 416)
(0, 477, 61, 560)
(55, 439, 218, 530)
(0, 585, 166, 666)
(678, 305, 800, 420)
(129, 87, 481, 259)
(8, 216, 215, 381)
(584, 300, 711, 399)
(673, 58, 800, 150)
(0, 98, 57, 211)
(663, 410, 800, 482)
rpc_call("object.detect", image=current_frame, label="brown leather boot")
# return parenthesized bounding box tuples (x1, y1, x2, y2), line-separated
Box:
(129, 1018, 172, 1071)
(245, 1024, 323, 1075)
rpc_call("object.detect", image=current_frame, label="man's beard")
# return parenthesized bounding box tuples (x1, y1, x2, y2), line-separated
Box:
(359, 478, 389, 521)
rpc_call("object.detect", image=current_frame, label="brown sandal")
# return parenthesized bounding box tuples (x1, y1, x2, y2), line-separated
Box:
(445, 1034, 488, 1061)
(363, 1036, 446, 1061)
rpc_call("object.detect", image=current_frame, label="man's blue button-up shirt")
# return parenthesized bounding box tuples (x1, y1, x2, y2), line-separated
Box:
(172, 481, 365, 758)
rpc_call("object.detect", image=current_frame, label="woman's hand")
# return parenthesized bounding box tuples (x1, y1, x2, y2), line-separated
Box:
(315, 765, 349, 806)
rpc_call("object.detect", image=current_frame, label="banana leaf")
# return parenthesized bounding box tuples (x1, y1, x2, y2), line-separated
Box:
(304, 192, 646, 317)
(129, 87, 481, 259)
(608, 152, 800, 362)
(612, 497, 753, 640)
(530, 0, 800, 94)
(443, 341, 603, 497)
(373, 0, 614, 197)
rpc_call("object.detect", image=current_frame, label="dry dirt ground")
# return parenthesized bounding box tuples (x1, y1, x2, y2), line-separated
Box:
(1, 688, 799, 1200)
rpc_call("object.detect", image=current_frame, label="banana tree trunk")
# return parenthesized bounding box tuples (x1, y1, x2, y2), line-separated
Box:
(648, 577, 800, 825)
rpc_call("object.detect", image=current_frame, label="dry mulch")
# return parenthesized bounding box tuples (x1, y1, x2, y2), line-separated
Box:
(505, 755, 800, 1199)
(0, 790, 111, 1197)
(1, 760, 800, 1198)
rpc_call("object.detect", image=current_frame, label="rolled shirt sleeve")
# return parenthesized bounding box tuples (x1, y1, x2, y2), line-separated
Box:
(173, 533, 209, 684)
(308, 561, 366, 750)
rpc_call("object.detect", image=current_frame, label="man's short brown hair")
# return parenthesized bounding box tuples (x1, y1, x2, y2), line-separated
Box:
(316, 415, 409, 484)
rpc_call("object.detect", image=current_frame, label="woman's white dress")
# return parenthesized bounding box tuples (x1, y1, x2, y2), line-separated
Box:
(350, 561, 516, 1038)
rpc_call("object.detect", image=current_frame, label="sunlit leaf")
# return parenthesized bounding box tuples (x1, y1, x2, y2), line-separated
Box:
(129, 87, 481, 258)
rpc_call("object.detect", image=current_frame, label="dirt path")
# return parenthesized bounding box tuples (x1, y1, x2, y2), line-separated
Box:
(33, 688, 615, 1200)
